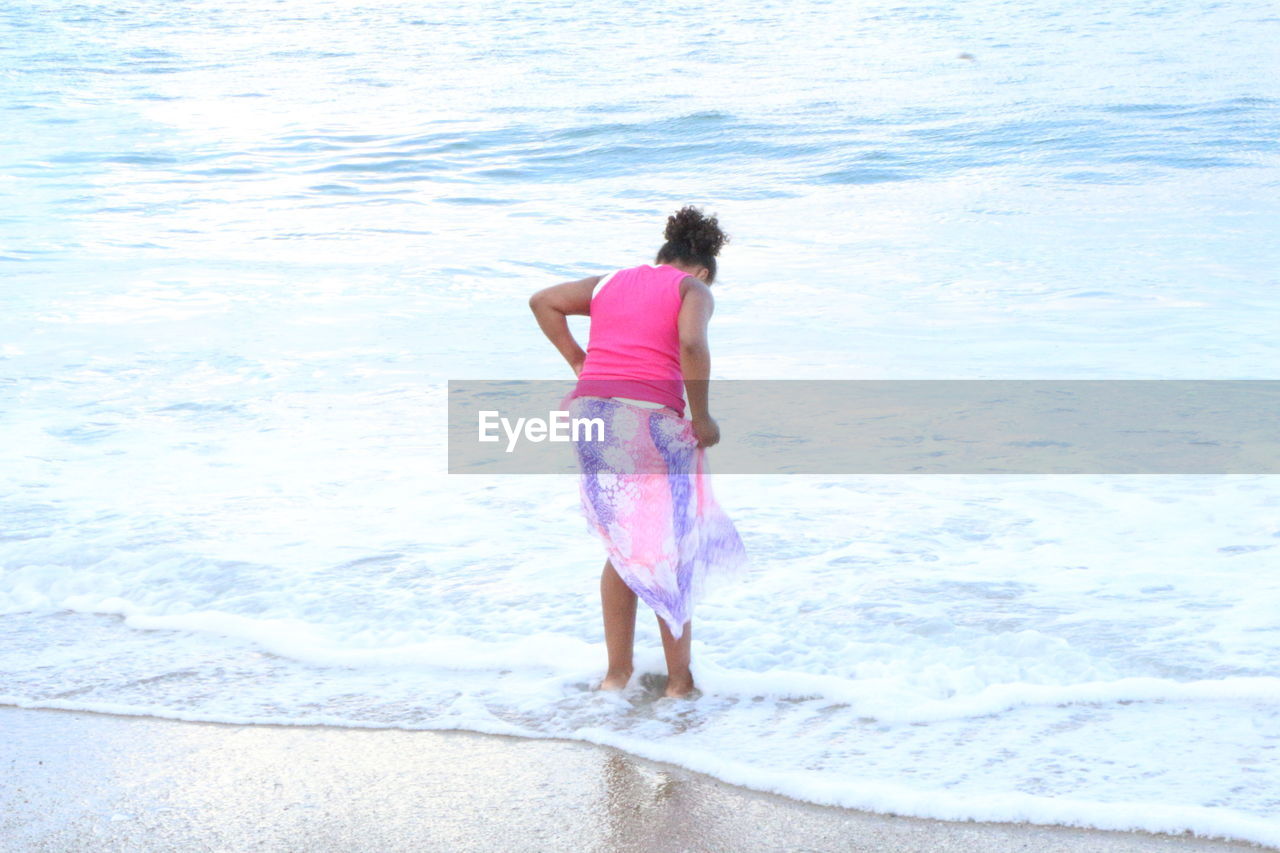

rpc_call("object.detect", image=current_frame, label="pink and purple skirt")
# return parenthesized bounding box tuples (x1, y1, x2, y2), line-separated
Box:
(567, 395, 747, 639)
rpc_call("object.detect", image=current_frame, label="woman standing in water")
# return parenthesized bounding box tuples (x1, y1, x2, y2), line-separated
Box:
(529, 206, 747, 699)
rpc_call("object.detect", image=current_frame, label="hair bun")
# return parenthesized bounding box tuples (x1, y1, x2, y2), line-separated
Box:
(663, 205, 729, 258)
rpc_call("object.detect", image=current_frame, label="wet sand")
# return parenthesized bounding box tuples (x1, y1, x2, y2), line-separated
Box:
(0, 706, 1270, 852)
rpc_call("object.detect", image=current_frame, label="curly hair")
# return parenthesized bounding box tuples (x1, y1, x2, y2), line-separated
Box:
(655, 205, 729, 282)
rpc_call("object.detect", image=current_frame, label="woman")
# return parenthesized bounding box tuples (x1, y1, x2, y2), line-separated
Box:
(529, 206, 747, 699)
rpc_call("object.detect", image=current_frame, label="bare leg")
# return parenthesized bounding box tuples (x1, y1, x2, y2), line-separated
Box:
(598, 559, 636, 690)
(658, 615, 694, 698)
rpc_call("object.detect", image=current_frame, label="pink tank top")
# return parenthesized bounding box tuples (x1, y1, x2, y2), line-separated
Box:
(572, 264, 687, 416)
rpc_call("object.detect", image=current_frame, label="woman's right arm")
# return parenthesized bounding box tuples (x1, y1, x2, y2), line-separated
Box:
(529, 276, 598, 376)
(678, 278, 719, 448)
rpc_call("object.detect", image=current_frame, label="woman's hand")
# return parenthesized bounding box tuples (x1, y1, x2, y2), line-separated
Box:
(691, 413, 720, 448)
(570, 355, 586, 377)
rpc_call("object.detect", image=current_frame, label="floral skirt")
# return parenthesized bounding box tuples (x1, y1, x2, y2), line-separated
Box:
(567, 395, 747, 639)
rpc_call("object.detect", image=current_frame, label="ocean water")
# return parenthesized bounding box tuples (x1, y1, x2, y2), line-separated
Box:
(3, 0, 1280, 847)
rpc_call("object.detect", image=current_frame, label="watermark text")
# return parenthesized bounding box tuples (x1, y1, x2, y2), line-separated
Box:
(478, 410, 605, 453)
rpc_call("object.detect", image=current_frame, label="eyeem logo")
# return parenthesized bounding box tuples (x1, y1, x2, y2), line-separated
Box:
(478, 410, 605, 453)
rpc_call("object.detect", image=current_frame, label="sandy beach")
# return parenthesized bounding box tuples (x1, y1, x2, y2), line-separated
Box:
(0, 706, 1269, 853)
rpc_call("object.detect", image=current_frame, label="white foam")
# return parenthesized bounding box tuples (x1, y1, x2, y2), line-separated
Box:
(692, 655, 1280, 722)
(574, 728, 1280, 849)
(56, 595, 599, 673)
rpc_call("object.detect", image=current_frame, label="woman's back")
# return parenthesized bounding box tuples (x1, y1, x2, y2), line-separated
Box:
(574, 263, 688, 414)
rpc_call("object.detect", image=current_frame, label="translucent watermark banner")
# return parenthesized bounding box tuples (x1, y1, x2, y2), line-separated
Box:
(447, 380, 1280, 475)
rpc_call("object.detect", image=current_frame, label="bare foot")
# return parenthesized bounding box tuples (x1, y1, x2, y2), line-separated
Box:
(664, 675, 695, 699)
(597, 668, 633, 690)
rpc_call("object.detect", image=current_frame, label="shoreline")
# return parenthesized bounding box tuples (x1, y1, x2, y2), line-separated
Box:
(1, 705, 1271, 852)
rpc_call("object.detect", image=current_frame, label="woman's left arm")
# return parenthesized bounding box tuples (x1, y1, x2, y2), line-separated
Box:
(529, 275, 598, 376)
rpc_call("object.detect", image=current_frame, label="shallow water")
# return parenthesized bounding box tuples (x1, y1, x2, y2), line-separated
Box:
(3, 0, 1280, 847)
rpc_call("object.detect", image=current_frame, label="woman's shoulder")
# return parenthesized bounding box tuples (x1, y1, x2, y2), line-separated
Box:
(678, 274, 712, 301)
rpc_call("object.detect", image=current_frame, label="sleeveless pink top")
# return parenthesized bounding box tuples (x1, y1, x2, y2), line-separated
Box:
(571, 264, 687, 416)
